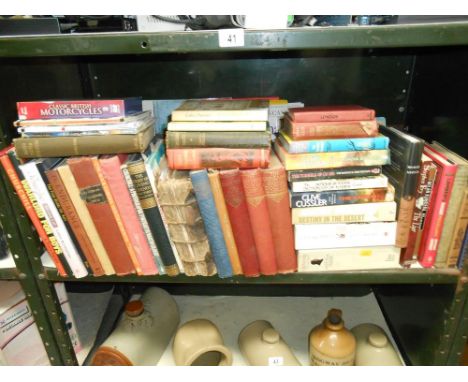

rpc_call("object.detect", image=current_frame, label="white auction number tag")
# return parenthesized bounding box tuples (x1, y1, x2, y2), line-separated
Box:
(268, 356, 284, 366)
(218, 29, 245, 47)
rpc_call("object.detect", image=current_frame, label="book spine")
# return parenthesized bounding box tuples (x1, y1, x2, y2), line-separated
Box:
(46, 169, 105, 276)
(13, 126, 152, 158)
(240, 169, 278, 276)
(166, 131, 271, 148)
(99, 156, 158, 275)
(457, 228, 468, 269)
(39, 164, 92, 274)
(290, 187, 392, 208)
(166, 148, 270, 170)
(290, 109, 375, 123)
(0, 153, 68, 276)
(401, 160, 437, 265)
(57, 164, 115, 275)
(291, 201, 397, 225)
(92, 158, 143, 275)
(418, 163, 457, 267)
(167, 121, 267, 132)
(288, 166, 382, 182)
(436, 162, 468, 265)
(446, 189, 468, 267)
(19, 162, 88, 278)
(274, 141, 390, 170)
(67, 157, 135, 276)
(121, 165, 165, 275)
(219, 169, 260, 277)
(17, 99, 141, 120)
(261, 162, 297, 274)
(294, 222, 397, 250)
(126, 158, 179, 276)
(171, 109, 268, 122)
(190, 170, 233, 278)
(283, 118, 378, 139)
(279, 133, 389, 153)
(207, 171, 243, 275)
(297, 246, 401, 272)
(291, 175, 388, 193)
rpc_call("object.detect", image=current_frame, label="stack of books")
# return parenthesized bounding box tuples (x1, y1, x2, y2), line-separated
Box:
(1, 98, 184, 278)
(274, 105, 401, 272)
(165, 99, 271, 170)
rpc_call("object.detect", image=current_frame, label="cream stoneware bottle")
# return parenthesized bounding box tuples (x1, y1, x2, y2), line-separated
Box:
(309, 308, 356, 366)
(91, 287, 179, 366)
(351, 323, 403, 366)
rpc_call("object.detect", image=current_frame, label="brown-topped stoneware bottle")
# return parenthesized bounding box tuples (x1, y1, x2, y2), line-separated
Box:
(308, 308, 356, 366)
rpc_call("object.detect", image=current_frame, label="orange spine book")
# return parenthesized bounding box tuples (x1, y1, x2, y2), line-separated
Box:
(91, 157, 143, 275)
(46, 168, 105, 276)
(67, 157, 135, 276)
(166, 148, 270, 170)
(241, 169, 278, 275)
(0, 148, 67, 276)
(261, 153, 297, 274)
(207, 170, 243, 275)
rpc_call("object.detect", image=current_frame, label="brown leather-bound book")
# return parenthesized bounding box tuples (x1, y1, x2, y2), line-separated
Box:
(219, 169, 260, 277)
(67, 157, 135, 275)
(46, 167, 105, 276)
(240, 169, 277, 276)
(261, 152, 297, 274)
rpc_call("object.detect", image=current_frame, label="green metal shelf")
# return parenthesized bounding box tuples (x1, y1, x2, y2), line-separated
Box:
(2, 22, 468, 57)
(0, 266, 18, 280)
(45, 267, 460, 284)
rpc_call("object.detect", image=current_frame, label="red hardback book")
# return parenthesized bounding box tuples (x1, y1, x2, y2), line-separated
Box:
(219, 169, 260, 277)
(46, 168, 105, 276)
(0, 146, 68, 276)
(99, 155, 158, 275)
(241, 169, 278, 276)
(282, 115, 379, 140)
(287, 105, 376, 123)
(67, 157, 135, 275)
(261, 152, 297, 273)
(400, 154, 438, 266)
(167, 148, 270, 170)
(417, 145, 458, 267)
(16, 98, 142, 121)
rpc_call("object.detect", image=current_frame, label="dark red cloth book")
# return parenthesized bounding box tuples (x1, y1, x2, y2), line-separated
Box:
(288, 105, 375, 123)
(219, 169, 260, 277)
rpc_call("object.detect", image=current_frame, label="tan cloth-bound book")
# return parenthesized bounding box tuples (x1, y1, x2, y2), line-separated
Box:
(208, 170, 243, 275)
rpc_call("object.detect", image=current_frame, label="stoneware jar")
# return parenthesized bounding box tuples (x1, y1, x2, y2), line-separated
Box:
(351, 323, 403, 366)
(91, 287, 179, 366)
(309, 308, 356, 366)
(172, 319, 232, 366)
(238, 320, 301, 366)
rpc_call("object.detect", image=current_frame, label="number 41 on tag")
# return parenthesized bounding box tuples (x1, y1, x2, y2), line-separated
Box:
(218, 29, 245, 47)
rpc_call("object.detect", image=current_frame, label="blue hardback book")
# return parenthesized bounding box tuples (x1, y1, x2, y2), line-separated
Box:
(190, 170, 233, 278)
(278, 131, 390, 154)
(457, 228, 468, 269)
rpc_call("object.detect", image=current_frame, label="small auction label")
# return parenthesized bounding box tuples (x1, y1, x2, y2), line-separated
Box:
(218, 29, 245, 47)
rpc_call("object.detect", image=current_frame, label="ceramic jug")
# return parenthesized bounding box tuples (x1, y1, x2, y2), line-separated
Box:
(351, 323, 403, 366)
(172, 319, 232, 366)
(91, 287, 179, 366)
(308, 308, 356, 366)
(238, 320, 301, 366)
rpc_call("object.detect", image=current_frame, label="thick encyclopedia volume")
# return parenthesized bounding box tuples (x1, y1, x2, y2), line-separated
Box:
(290, 174, 388, 193)
(190, 170, 233, 278)
(17, 97, 142, 120)
(282, 116, 379, 140)
(278, 131, 389, 153)
(0, 148, 68, 276)
(166, 131, 271, 148)
(166, 147, 270, 170)
(294, 222, 397, 250)
(126, 154, 180, 276)
(380, 126, 424, 248)
(290, 186, 394, 208)
(287, 105, 375, 123)
(219, 169, 260, 277)
(288, 166, 382, 182)
(274, 140, 390, 171)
